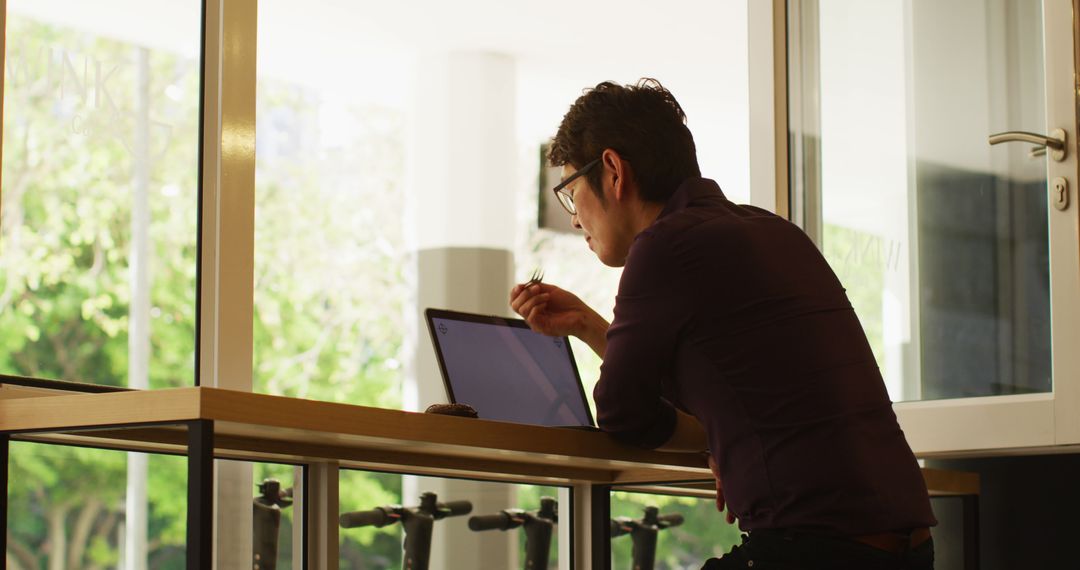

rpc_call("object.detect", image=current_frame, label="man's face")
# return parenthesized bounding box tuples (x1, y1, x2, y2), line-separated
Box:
(563, 164, 632, 267)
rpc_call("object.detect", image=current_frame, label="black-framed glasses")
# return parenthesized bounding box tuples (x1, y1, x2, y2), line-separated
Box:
(551, 158, 600, 215)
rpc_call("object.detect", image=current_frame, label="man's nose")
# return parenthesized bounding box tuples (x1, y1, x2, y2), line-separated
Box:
(571, 213, 582, 230)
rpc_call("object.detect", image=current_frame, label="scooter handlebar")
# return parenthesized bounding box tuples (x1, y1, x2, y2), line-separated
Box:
(438, 500, 474, 518)
(610, 517, 633, 537)
(340, 507, 394, 529)
(469, 512, 514, 531)
(658, 513, 684, 528)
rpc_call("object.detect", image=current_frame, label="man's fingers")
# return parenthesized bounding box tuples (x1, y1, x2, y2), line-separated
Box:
(511, 285, 548, 313)
(709, 454, 730, 521)
(510, 289, 536, 316)
(517, 295, 539, 317)
(518, 294, 550, 319)
(716, 482, 735, 524)
(524, 301, 549, 324)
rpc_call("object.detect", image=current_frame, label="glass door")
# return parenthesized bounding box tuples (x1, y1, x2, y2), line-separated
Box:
(787, 0, 1080, 454)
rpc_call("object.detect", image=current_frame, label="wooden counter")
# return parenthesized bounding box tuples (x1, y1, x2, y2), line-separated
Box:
(0, 385, 980, 570)
(0, 386, 709, 485)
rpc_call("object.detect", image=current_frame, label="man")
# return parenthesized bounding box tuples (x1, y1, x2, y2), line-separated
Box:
(509, 79, 936, 569)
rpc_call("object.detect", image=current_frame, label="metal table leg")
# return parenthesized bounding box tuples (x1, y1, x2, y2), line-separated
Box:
(572, 483, 612, 570)
(962, 494, 980, 570)
(591, 485, 612, 570)
(188, 420, 214, 570)
(2, 433, 8, 570)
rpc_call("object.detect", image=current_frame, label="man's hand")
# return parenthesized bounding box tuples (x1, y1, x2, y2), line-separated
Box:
(708, 453, 736, 525)
(510, 282, 585, 336)
(510, 282, 609, 356)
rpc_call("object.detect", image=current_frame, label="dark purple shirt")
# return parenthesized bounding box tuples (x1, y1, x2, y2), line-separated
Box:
(594, 178, 936, 535)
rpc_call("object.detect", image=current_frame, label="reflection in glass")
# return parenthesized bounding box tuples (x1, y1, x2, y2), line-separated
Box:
(0, 1, 201, 388)
(790, 0, 1051, 401)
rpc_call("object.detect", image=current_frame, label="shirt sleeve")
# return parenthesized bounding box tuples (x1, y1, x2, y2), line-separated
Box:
(594, 229, 692, 448)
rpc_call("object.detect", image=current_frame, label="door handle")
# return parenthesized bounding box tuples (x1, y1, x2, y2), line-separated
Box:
(988, 128, 1067, 161)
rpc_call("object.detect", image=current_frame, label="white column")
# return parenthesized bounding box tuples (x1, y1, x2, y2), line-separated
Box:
(125, 45, 151, 570)
(403, 51, 519, 570)
(404, 51, 517, 255)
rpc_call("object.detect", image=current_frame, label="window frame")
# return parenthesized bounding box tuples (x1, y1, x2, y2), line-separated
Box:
(778, 0, 1080, 456)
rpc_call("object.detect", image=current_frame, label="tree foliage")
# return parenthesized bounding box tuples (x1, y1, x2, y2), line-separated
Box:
(2, 15, 199, 569)
(2, 15, 405, 568)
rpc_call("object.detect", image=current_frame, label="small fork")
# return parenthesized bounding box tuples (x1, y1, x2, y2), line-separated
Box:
(523, 268, 544, 288)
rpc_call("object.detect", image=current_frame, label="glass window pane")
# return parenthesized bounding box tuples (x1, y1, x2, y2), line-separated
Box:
(251, 462, 302, 570)
(791, 0, 1051, 401)
(0, 0, 202, 388)
(7, 442, 187, 568)
(611, 490, 741, 568)
(7, 443, 302, 569)
(338, 470, 565, 569)
(254, 1, 408, 405)
(254, 1, 748, 409)
(338, 469, 405, 568)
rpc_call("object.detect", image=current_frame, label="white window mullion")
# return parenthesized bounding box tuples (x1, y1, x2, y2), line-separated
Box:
(748, 0, 790, 217)
(199, 0, 256, 393)
(0, 0, 6, 187)
(199, 0, 259, 567)
(1045, 0, 1080, 445)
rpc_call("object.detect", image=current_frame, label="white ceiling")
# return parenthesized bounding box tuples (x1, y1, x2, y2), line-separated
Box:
(12, 0, 741, 63)
(261, 0, 739, 64)
(10, 0, 751, 199)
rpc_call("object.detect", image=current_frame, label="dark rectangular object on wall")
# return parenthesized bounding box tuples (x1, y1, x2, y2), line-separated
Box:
(916, 161, 1051, 399)
(538, 144, 583, 235)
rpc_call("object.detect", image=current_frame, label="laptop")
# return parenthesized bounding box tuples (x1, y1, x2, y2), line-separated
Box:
(425, 308, 597, 429)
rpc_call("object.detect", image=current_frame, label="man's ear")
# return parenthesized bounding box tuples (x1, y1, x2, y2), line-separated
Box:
(601, 148, 634, 202)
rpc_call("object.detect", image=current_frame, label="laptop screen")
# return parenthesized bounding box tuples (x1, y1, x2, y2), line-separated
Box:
(425, 309, 595, 427)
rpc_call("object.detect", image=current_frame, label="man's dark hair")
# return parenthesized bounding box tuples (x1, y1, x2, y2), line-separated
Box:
(547, 78, 701, 204)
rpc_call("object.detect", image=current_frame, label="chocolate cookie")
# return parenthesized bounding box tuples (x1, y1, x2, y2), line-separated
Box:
(424, 403, 479, 418)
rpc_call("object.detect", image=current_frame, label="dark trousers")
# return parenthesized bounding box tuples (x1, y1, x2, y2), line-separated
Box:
(702, 530, 934, 570)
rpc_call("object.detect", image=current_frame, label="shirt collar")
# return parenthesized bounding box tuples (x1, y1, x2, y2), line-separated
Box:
(657, 177, 726, 220)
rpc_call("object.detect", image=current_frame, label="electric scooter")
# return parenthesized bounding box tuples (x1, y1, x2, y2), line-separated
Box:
(610, 506, 684, 570)
(253, 478, 294, 570)
(468, 496, 558, 569)
(340, 491, 473, 570)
